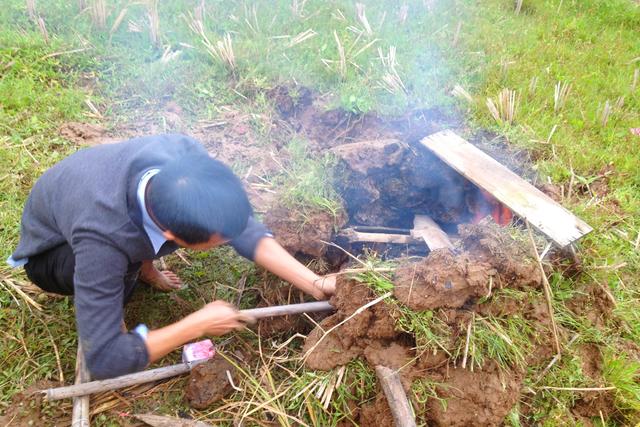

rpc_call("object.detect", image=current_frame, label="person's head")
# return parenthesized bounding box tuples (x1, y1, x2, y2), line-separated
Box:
(147, 153, 251, 249)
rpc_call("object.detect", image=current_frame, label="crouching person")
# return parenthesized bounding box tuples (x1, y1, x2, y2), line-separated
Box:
(7, 134, 335, 379)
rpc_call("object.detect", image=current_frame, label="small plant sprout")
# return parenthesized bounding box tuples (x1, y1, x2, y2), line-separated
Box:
(487, 88, 519, 125)
(451, 84, 474, 104)
(355, 3, 373, 36)
(553, 81, 572, 113)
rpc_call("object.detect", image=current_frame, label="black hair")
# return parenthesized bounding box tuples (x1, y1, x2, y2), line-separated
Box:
(147, 153, 251, 244)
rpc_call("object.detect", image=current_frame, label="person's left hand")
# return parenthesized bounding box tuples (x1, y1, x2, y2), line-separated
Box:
(314, 275, 336, 298)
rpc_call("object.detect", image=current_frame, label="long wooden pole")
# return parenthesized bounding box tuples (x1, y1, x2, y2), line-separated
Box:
(71, 345, 91, 426)
(375, 365, 417, 427)
(44, 301, 334, 401)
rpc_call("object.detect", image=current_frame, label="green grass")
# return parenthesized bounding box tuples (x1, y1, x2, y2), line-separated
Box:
(1, 0, 640, 424)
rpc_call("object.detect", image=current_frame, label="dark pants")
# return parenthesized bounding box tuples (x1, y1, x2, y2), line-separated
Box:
(25, 243, 141, 303)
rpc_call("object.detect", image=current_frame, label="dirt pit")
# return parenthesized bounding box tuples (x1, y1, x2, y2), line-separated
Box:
(185, 355, 236, 409)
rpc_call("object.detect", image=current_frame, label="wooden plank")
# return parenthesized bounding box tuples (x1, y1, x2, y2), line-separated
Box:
(421, 131, 593, 247)
(338, 228, 422, 245)
(411, 215, 454, 250)
(375, 365, 417, 427)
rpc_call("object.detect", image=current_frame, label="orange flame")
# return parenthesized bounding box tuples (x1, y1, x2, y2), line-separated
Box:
(471, 189, 513, 226)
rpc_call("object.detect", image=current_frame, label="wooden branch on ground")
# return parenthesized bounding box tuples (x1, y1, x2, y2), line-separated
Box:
(338, 228, 422, 245)
(411, 214, 454, 250)
(375, 365, 417, 427)
(135, 413, 213, 427)
(44, 301, 336, 401)
(71, 345, 90, 427)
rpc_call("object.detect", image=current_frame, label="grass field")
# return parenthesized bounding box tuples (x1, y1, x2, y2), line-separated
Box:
(1, 0, 639, 425)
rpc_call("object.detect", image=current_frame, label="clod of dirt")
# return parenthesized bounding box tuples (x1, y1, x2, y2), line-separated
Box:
(394, 249, 497, 310)
(359, 393, 396, 427)
(59, 122, 114, 146)
(302, 278, 404, 371)
(424, 362, 523, 427)
(264, 206, 347, 258)
(268, 85, 313, 119)
(185, 356, 237, 409)
(394, 222, 541, 310)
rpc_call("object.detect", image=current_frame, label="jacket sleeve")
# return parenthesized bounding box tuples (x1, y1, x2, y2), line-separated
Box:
(229, 217, 273, 261)
(72, 238, 149, 379)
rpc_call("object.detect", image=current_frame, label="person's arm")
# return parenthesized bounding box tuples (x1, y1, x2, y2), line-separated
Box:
(145, 301, 250, 362)
(253, 236, 335, 300)
(73, 239, 250, 379)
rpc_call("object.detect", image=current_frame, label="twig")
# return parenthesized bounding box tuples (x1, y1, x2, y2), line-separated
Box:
(462, 312, 474, 369)
(40, 47, 92, 60)
(526, 222, 561, 358)
(538, 386, 614, 392)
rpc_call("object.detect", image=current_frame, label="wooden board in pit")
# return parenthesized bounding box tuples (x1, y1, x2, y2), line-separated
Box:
(421, 130, 593, 247)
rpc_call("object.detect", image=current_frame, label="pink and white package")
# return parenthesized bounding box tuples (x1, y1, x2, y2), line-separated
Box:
(182, 339, 216, 363)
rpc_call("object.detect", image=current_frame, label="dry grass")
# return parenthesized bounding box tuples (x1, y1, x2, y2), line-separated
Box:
(452, 84, 474, 103)
(90, 0, 107, 29)
(188, 14, 237, 73)
(515, 0, 524, 15)
(291, 0, 309, 18)
(553, 81, 572, 113)
(147, 0, 160, 46)
(355, 3, 373, 36)
(26, 0, 36, 21)
(486, 88, 519, 125)
(378, 46, 406, 95)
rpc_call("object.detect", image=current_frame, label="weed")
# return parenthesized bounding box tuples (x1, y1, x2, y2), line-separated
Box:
(602, 351, 640, 415)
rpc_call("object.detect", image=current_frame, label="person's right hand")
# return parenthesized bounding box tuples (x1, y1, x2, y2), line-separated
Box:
(187, 300, 254, 337)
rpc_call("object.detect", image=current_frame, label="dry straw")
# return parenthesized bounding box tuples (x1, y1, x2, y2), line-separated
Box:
(90, 0, 107, 29)
(147, 0, 160, 46)
(188, 13, 237, 73)
(355, 3, 373, 36)
(553, 81, 572, 113)
(378, 46, 406, 95)
(451, 84, 474, 104)
(486, 88, 519, 125)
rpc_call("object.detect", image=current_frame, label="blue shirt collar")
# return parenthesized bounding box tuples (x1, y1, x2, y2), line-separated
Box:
(137, 169, 167, 255)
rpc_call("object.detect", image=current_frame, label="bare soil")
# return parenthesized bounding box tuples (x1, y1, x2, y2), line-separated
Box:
(185, 356, 236, 409)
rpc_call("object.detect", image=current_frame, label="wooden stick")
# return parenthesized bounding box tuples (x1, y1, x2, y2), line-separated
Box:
(241, 301, 333, 319)
(375, 365, 417, 427)
(71, 345, 91, 427)
(338, 228, 422, 245)
(44, 302, 335, 401)
(412, 214, 454, 250)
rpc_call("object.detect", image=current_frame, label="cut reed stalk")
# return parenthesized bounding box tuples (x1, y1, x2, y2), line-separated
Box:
(553, 81, 572, 113)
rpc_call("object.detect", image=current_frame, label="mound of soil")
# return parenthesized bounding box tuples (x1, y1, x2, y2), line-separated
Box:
(185, 356, 237, 409)
(264, 206, 347, 258)
(393, 222, 541, 310)
(425, 362, 524, 426)
(302, 278, 408, 372)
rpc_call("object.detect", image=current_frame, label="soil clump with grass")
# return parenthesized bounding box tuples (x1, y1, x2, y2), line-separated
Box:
(185, 355, 237, 409)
